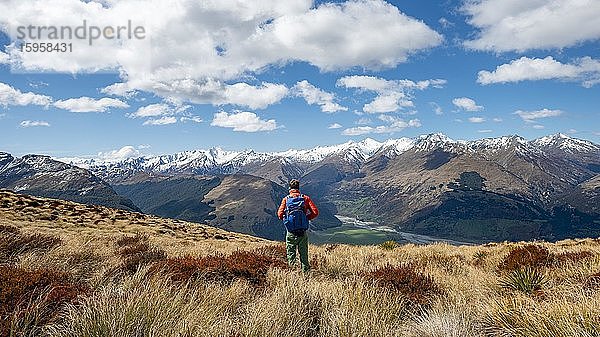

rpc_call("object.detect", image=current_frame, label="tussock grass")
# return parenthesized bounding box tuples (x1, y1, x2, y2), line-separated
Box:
(3, 192, 600, 336)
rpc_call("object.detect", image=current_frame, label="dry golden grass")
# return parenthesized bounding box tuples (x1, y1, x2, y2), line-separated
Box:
(2, 190, 600, 336)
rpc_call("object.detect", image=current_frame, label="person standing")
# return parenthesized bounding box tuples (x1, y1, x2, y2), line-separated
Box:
(277, 179, 319, 272)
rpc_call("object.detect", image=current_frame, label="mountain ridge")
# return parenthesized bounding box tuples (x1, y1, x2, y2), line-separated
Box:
(60, 133, 600, 184)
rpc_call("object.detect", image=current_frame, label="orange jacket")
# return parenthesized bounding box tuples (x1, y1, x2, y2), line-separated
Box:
(277, 189, 319, 221)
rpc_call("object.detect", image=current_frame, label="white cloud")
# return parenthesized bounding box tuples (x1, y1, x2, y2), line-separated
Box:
(493, 117, 503, 122)
(342, 116, 420, 136)
(356, 117, 372, 125)
(261, 0, 443, 71)
(109, 79, 288, 110)
(532, 124, 545, 129)
(438, 17, 453, 29)
(180, 116, 203, 123)
(0, 82, 52, 107)
(293, 80, 347, 113)
(477, 129, 492, 133)
(328, 123, 343, 129)
(478, 56, 600, 87)
(20, 120, 50, 127)
(130, 103, 172, 118)
(463, 0, 600, 52)
(223, 83, 289, 109)
(468, 117, 486, 123)
(142, 116, 178, 126)
(54, 97, 129, 112)
(129, 102, 199, 125)
(0, 0, 442, 107)
(338, 75, 446, 113)
(452, 97, 483, 112)
(211, 111, 278, 132)
(514, 109, 563, 122)
(363, 92, 412, 113)
(430, 102, 443, 115)
(0, 51, 9, 64)
(98, 146, 140, 161)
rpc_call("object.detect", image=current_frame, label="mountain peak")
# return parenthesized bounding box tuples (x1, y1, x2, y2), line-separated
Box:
(533, 133, 598, 153)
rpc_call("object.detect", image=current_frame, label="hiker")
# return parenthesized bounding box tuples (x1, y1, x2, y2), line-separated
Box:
(277, 179, 319, 272)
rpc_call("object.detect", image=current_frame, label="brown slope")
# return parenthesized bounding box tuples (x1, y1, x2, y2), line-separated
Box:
(202, 175, 288, 240)
(0, 190, 264, 244)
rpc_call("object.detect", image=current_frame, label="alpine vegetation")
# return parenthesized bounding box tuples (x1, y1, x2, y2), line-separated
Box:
(2, 191, 600, 337)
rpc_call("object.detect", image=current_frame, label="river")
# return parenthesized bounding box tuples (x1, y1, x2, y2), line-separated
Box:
(334, 215, 475, 246)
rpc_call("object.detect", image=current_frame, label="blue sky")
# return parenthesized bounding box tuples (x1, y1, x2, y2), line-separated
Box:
(0, 0, 598, 159)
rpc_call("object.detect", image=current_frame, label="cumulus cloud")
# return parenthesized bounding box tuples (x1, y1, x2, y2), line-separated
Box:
(468, 117, 486, 123)
(20, 120, 50, 127)
(211, 111, 278, 132)
(180, 116, 203, 123)
(129, 102, 200, 125)
(54, 97, 129, 112)
(0, 82, 52, 107)
(0, 0, 442, 106)
(97, 146, 140, 161)
(328, 123, 343, 129)
(107, 79, 288, 110)
(452, 97, 483, 112)
(292, 80, 347, 113)
(463, 0, 600, 52)
(514, 109, 563, 122)
(477, 56, 600, 87)
(342, 115, 420, 136)
(142, 116, 178, 126)
(129, 104, 172, 118)
(338, 75, 446, 113)
(0, 51, 9, 64)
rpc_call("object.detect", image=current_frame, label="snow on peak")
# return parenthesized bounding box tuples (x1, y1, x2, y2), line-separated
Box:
(533, 133, 599, 153)
(55, 133, 599, 178)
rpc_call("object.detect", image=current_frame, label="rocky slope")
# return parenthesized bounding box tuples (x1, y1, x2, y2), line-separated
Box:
(0, 153, 138, 211)
(113, 174, 342, 240)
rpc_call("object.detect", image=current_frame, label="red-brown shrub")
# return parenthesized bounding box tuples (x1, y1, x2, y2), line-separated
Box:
(114, 235, 166, 274)
(0, 266, 88, 336)
(253, 244, 288, 264)
(498, 244, 553, 272)
(554, 251, 595, 265)
(156, 250, 288, 287)
(362, 264, 443, 307)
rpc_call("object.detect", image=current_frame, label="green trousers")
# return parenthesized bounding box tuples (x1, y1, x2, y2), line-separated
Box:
(285, 231, 310, 272)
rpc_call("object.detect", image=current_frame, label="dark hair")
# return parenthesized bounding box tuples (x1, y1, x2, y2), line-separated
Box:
(289, 179, 300, 190)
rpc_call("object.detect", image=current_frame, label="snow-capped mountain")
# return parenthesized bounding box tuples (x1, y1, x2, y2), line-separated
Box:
(62, 133, 599, 183)
(4, 132, 599, 243)
(532, 133, 600, 154)
(0, 153, 138, 211)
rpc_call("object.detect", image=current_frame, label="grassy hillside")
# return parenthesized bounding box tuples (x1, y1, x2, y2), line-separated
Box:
(2, 190, 600, 336)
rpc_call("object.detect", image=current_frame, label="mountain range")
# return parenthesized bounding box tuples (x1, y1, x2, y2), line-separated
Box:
(2, 133, 599, 242)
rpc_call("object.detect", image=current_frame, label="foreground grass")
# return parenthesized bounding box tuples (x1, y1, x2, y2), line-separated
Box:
(2, 191, 600, 336)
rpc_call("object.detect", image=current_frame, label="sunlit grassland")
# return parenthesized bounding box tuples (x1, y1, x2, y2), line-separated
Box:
(2, 191, 600, 337)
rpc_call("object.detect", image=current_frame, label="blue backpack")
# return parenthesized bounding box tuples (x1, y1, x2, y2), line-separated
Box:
(283, 195, 309, 236)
